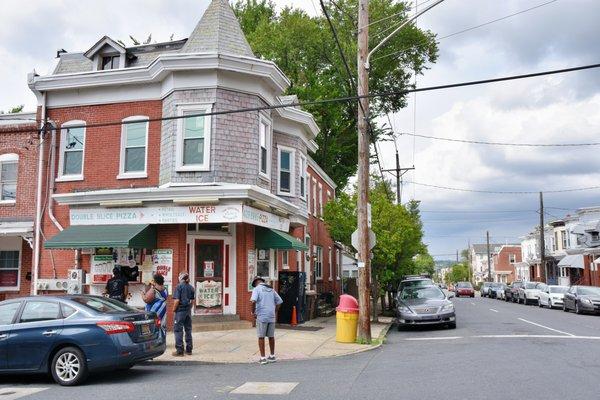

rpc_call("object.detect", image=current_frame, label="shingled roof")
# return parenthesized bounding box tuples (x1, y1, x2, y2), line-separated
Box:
(181, 0, 254, 57)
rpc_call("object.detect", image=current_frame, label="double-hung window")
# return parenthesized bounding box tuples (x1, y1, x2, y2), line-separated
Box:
(177, 105, 212, 171)
(257, 249, 274, 280)
(328, 247, 332, 281)
(0, 249, 19, 290)
(318, 183, 323, 218)
(299, 154, 307, 200)
(259, 117, 271, 179)
(315, 246, 323, 280)
(58, 121, 85, 181)
(0, 154, 18, 203)
(277, 146, 295, 196)
(119, 116, 148, 178)
(281, 250, 289, 270)
(312, 179, 317, 215)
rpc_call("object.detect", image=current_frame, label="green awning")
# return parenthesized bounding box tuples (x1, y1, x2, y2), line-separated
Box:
(255, 227, 308, 251)
(45, 224, 157, 249)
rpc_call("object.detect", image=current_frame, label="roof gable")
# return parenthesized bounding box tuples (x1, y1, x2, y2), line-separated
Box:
(84, 36, 126, 59)
(181, 0, 254, 57)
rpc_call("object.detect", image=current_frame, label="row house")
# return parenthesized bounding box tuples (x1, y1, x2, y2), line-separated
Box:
(519, 207, 600, 287)
(24, 0, 341, 324)
(491, 245, 522, 283)
(0, 113, 39, 299)
(469, 243, 503, 283)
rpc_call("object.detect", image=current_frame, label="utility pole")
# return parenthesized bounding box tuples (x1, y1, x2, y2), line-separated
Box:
(456, 249, 459, 264)
(356, 0, 371, 343)
(382, 148, 414, 205)
(539, 191, 546, 283)
(468, 239, 472, 282)
(486, 231, 491, 282)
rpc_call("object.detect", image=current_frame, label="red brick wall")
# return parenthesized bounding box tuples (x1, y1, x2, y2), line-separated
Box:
(495, 246, 522, 282)
(156, 224, 187, 329)
(0, 240, 33, 300)
(236, 223, 254, 321)
(307, 165, 340, 299)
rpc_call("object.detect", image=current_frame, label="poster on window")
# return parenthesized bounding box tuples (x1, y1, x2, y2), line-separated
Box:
(152, 249, 173, 291)
(247, 250, 256, 291)
(203, 261, 215, 278)
(196, 280, 222, 314)
(90, 255, 114, 283)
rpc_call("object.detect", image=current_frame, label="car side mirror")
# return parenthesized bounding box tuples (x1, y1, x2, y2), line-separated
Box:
(447, 292, 455, 299)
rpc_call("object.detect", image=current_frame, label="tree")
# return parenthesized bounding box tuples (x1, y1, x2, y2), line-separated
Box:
(233, 0, 438, 188)
(446, 263, 470, 284)
(0, 105, 24, 114)
(324, 177, 430, 320)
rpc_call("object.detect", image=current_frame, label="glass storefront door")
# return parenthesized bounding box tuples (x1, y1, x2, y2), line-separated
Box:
(195, 239, 224, 315)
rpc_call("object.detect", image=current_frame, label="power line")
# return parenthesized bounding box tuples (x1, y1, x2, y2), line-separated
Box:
(7, 62, 600, 135)
(374, 0, 559, 62)
(420, 209, 537, 213)
(399, 131, 600, 147)
(406, 181, 600, 194)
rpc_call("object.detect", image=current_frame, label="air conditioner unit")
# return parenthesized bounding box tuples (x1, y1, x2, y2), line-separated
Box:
(68, 269, 84, 294)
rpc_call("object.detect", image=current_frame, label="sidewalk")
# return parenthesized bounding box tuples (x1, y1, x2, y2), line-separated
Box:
(155, 316, 392, 364)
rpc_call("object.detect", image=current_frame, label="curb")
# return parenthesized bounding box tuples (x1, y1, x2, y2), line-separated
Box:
(147, 323, 393, 366)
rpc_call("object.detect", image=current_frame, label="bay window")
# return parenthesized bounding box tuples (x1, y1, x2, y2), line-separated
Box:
(177, 105, 212, 171)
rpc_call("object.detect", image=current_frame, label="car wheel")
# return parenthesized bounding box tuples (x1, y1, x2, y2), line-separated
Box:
(563, 303, 568, 312)
(575, 302, 583, 315)
(51, 347, 88, 386)
(471, 294, 474, 298)
(538, 299, 543, 307)
(548, 299, 552, 309)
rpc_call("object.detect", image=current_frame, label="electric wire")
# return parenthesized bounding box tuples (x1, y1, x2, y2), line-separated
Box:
(406, 181, 600, 194)
(400, 131, 600, 147)
(6, 62, 600, 135)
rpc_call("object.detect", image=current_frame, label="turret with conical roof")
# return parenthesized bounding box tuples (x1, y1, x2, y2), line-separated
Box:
(181, 0, 255, 57)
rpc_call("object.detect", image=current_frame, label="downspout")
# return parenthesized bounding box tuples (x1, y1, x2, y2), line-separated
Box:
(32, 92, 47, 295)
(47, 122, 63, 233)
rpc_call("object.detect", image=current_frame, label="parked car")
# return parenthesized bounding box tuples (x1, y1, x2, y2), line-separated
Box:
(489, 283, 506, 299)
(398, 275, 434, 293)
(518, 282, 544, 305)
(481, 282, 493, 297)
(563, 286, 600, 314)
(538, 285, 568, 308)
(504, 283, 515, 302)
(396, 285, 456, 330)
(455, 282, 475, 297)
(509, 281, 524, 302)
(0, 295, 166, 386)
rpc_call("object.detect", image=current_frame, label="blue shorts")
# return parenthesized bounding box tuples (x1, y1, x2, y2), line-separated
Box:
(256, 321, 276, 338)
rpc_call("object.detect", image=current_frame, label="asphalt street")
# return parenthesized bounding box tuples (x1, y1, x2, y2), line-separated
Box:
(3, 296, 600, 400)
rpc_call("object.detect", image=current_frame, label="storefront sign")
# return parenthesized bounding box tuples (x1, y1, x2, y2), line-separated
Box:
(247, 250, 257, 292)
(70, 204, 290, 231)
(152, 249, 173, 289)
(203, 261, 215, 278)
(90, 255, 114, 283)
(196, 280, 223, 312)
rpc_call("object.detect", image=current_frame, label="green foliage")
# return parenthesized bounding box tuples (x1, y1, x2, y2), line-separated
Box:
(0, 105, 24, 114)
(323, 176, 430, 290)
(233, 0, 438, 187)
(446, 263, 470, 284)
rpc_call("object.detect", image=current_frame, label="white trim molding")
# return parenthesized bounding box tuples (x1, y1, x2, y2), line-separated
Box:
(118, 116, 149, 179)
(277, 145, 295, 197)
(175, 103, 213, 172)
(258, 114, 272, 181)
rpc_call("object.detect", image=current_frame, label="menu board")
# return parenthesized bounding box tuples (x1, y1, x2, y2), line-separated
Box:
(152, 249, 173, 291)
(90, 255, 114, 283)
(247, 250, 256, 291)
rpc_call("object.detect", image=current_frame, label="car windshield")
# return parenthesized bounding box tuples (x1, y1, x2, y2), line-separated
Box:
(578, 287, 600, 296)
(457, 282, 472, 288)
(525, 283, 538, 289)
(401, 286, 445, 300)
(70, 296, 138, 314)
(550, 286, 568, 294)
(401, 279, 433, 289)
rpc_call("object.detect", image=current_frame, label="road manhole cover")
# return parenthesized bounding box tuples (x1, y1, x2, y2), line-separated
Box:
(230, 382, 299, 395)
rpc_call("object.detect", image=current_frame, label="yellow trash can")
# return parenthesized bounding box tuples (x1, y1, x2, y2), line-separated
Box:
(335, 294, 359, 343)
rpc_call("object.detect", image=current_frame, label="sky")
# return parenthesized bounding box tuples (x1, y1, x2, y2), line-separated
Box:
(1, 0, 599, 259)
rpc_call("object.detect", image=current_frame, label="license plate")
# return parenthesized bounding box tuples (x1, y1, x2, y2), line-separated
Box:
(140, 324, 151, 336)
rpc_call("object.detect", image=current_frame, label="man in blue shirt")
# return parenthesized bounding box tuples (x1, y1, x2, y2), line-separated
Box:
(172, 272, 195, 356)
(250, 276, 283, 364)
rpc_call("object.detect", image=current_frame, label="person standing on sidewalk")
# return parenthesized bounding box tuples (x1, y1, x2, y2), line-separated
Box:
(250, 276, 283, 364)
(172, 272, 195, 357)
(105, 267, 129, 303)
(143, 274, 168, 331)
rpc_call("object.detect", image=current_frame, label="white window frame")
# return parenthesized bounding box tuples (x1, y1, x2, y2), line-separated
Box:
(296, 250, 301, 271)
(328, 246, 333, 281)
(312, 178, 317, 216)
(336, 248, 341, 280)
(256, 248, 276, 281)
(305, 235, 312, 288)
(0, 237, 22, 292)
(277, 145, 296, 196)
(509, 253, 516, 264)
(258, 115, 272, 180)
(307, 173, 312, 215)
(57, 120, 85, 182)
(299, 154, 307, 201)
(0, 154, 18, 204)
(315, 245, 323, 280)
(175, 104, 212, 172)
(281, 250, 289, 270)
(318, 183, 323, 219)
(118, 116, 149, 179)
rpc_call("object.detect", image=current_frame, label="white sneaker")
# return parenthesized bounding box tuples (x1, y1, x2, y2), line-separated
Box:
(259, 357, 268, 365)
(267, 355, 276, 363)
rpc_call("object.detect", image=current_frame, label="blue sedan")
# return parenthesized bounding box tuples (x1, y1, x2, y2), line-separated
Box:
(0, 295, 166, 386)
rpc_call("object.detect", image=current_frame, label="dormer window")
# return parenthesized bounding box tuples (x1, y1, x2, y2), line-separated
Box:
(101, 55, 120, 70)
